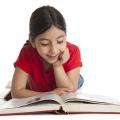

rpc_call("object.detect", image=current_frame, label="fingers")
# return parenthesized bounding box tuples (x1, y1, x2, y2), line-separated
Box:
(58, 51, 64, 60)
(61, 88, 72, 92)
(53, 88, 73, 96)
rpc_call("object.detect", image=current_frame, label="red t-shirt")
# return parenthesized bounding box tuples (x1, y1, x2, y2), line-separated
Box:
(14, 42, 82, 92)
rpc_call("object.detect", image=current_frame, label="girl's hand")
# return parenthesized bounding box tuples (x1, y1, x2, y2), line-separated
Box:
(53, 48, 70, 67)
(51, 88, 72, 96)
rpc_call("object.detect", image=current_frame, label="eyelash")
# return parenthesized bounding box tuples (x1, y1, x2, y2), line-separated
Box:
(57, 40, 64, 44)
(41, 44, 48, 46)
(40, 41, 63, 46)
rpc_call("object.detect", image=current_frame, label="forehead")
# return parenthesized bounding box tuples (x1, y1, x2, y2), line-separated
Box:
(37, 26, 66, 39)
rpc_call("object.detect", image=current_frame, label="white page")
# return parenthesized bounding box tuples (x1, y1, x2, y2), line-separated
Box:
(0, 93, 63, 109)
(60, 92, 120, 105)
(76, 92, 120, 105)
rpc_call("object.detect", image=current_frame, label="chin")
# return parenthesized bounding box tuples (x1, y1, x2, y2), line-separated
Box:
(46, 58, 58, 64)
(45, 56, 58, 64)
(47, 60, 57, 64)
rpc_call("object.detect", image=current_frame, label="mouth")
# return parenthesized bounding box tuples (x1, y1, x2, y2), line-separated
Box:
(47, 54, 59, 59)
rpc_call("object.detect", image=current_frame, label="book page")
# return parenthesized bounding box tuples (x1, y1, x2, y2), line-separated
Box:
(0, 92, 63, 109)
(61, 92, 120, 105)
(63, 102, 120, 113)
(0, 101, 61, 115)
(76, 92, 120, 105)
(61, 92, 77, 102)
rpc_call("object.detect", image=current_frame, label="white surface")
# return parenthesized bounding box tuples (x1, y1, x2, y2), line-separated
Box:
(0, 0, 120, 119)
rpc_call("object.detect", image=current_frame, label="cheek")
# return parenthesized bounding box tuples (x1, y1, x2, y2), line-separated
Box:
(59, 42, 67, 51)
(36, 47, 49, 56)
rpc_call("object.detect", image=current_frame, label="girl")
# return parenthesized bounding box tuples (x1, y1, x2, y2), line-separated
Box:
(4, 5, 84, 100)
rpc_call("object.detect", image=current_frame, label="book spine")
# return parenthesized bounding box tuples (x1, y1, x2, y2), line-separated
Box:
(55, 106, 68, 114)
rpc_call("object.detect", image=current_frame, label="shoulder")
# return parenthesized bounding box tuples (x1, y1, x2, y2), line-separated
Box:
(21, 44, 34, 53)
(20, 44, 36, 57)
(17, 44, 40, 64)
(63, 42, 82, 72)
(66, 41, 80, 54)
(14, 44, 38, 73)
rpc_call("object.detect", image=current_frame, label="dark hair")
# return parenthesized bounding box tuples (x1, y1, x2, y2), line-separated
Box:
(29, 5, 66, 41)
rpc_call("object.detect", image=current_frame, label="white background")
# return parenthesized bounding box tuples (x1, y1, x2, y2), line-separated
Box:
(0, 0, 120, 119)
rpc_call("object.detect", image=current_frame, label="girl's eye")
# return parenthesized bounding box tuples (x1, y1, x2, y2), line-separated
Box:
(40, 43, 48, 46)
(57, 41, 64, 44)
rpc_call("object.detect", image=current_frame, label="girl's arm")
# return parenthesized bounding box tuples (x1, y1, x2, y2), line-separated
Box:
(53, 48, 80, 91)
(11, 67, 71, 98)
(11, 67, 42, 98)
(53, 65, 80, 91)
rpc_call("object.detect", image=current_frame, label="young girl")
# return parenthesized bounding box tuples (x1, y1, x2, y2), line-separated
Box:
(4, 5, 84, 100)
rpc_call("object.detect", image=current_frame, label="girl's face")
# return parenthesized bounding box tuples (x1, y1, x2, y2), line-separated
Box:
(30, 25, 67, 64)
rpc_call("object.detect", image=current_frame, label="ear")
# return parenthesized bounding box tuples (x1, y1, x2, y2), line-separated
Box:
(29, 35, 35, 48)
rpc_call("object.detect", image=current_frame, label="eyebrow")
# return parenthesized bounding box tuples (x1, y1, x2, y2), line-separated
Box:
(38, 35, 65, 41)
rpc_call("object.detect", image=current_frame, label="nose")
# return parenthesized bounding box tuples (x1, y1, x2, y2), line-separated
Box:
(49, 44, 58, 55)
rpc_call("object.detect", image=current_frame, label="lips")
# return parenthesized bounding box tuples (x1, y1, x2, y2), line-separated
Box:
(47, 54, 58, 58)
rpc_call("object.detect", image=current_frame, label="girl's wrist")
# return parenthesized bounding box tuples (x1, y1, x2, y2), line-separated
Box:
(53, 64, 62, 70)
(53, 62, 62, 68)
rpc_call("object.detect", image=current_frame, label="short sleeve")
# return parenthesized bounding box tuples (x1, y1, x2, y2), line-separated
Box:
(63, 46, 83, 72)
(14, 46, 31, 74)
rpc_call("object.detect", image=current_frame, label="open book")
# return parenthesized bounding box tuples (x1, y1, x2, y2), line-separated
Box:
(0, 92, 120, 115)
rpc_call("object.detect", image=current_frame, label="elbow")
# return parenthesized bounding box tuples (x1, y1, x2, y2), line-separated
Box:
(11, 88, 24, 98)
(11, 90, 18, 98)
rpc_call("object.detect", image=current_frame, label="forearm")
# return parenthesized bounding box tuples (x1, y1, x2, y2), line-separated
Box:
(11, 89, 49, 98)
(53, 65, 75, 90)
